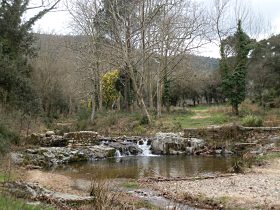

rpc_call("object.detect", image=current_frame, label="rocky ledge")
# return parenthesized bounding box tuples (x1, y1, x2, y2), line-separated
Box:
(11, 146, 116, 167)
(13, 127, 279, 168)
(2, 181, 93, 205)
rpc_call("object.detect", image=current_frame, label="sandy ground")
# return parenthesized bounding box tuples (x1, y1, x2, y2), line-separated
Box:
(24, 170, 91, 196)
(21, 157, 280, 209)
(149, 158, 280, 209)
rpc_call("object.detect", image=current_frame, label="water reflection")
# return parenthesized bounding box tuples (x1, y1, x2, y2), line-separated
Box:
(52, 156, 233, 180)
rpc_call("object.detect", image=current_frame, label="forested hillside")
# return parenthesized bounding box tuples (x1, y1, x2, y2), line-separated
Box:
(0, 0, 279, 155)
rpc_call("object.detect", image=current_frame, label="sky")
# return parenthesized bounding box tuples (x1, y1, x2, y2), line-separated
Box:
(27, 0, 280, 58)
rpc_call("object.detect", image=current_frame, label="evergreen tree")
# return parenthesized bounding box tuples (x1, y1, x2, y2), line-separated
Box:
(220, 20, 253, 115)
(162, 75, 171, 111)
(0, 0, 59, 115)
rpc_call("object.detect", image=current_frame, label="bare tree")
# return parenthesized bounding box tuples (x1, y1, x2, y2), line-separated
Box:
(67, 0, 212, 123)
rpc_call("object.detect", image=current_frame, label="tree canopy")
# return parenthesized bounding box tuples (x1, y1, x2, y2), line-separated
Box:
(220, 20, 254, 115)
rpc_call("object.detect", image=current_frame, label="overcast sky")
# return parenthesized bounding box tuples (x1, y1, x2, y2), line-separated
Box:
(27, 0, 280, 58)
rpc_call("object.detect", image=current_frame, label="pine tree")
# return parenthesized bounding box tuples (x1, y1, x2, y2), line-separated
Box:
(220, 20, 253, 115)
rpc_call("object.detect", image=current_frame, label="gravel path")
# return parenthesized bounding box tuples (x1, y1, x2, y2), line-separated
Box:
(150, 158, 280, 209)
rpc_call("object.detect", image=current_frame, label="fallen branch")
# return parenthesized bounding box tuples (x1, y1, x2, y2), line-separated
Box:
(139, 173, 235, 183)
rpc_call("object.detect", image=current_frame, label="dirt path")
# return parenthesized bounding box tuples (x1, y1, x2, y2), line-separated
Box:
(147, 158, 280, 209)
(190, 109, 210, 120)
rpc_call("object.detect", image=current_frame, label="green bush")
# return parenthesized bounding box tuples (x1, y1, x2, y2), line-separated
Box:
(241, 115, 263, 127)
(75, 108, 91, 130)
(140, 116, 149, 125)
(0, 123, 20, 155)
(133, 125, 146, 135)
(77, 108, 91, 121)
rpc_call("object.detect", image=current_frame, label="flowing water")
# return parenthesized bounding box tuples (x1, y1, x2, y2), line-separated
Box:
(52, 155, 233, 180)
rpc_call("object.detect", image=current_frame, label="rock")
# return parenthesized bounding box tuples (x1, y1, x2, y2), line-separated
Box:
(30, 133, 41, 144)
(45, 131, 55, 137)
(10, 153, 24, 165)
(11, 146, 116, 167)
(250, 147, 265, 155)
(215, 149, 222, 154)
(151, 132, 188, 155)
(221, 149, 233, 155)
(151, 133, 205, 155)
(3, 181, 94, 204)
(108, 142, 142, 156)
(263, 143, 275, 150)
(64, 131, 98, 141)
(51, 192, 93, 204)
(28, 133, 68, 147)
(88, 145, 116, 158)
(43, 151, 56, 159)
(189, 138, 205, 148)
(26, 149, 37, 154)
(185, 147, 193, 155)
(169, 149, 184, 155)
(269, 136, 280, 143)
(41, 135, 68, 147)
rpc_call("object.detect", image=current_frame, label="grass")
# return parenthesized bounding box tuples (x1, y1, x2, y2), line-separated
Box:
(134, 200, 158, 210)
(54, 102, 280, 136)
(0, 195, 54, 210)
(166, 112, 229, 128)
(255, 152, 280, 165)
(122, 181, 140, 189)
(0, 173, 5, 182)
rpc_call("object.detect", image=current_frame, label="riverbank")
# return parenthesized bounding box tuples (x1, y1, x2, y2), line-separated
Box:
(144, 156, 280, 209)
(2, 152, 280, 209)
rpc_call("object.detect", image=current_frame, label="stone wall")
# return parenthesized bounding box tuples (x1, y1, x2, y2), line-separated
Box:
(184, 125, 280, 146)
(64, 131, 99, 146)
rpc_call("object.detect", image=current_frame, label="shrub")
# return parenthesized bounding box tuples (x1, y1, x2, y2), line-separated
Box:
(77, 107, 91, 121)
(241, 115, 263, 127)
(240, 101, 262, 115)
(0, 123, 20, 156)
(140, 115, 149, 125)
(133, 125, 146, 135)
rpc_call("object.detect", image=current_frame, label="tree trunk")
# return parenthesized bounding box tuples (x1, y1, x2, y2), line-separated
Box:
(148, 72, 153, 109)
(129, 68, 151, 124)
(232, 104, 239, 116)
(99, 78, 103, 112)
(90, 80, 96, 123)
(117, 94, 121, 111)
(156, 71, 162, 118)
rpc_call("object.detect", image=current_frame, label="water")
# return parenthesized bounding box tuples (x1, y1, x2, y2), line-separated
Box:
(137, 139, 157, 156)
(52, 155, 233, 180)
(115, 149, 122, 157)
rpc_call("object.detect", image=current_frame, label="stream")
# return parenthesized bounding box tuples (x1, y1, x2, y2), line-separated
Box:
(52, 155, 233, 180)
(48, 140, 233, 209)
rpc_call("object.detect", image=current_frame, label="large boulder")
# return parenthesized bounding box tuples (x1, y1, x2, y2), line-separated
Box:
(29, 133, 68, 147)
(41, 135, 68, 147)
(105, 141, 143, 156)
(45, 131, 55, 137)
(151, 132, 205, 155)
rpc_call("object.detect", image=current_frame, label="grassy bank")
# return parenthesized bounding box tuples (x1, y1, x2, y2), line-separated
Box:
(50, 102, 280, 136)
(0, 170, 53, 210)
(0, 196, 54, 210)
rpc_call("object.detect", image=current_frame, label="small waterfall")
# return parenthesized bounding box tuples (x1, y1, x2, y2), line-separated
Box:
(115, 149, 122, 157)
(137, 139, 156, 156)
